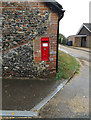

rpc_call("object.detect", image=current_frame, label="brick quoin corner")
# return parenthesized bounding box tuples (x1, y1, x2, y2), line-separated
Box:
(1, 1, 64, 79)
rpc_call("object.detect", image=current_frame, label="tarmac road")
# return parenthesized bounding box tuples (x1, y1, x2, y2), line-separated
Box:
(59, 45, 90, 62)
(2, 76, 62, 111)
(39, 45, 90, 118)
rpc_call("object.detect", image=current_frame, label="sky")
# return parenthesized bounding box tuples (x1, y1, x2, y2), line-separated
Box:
(56, 0, 90, 37)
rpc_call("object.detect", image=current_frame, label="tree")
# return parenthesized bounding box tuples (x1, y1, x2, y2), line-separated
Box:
(58, 33, 67, 45)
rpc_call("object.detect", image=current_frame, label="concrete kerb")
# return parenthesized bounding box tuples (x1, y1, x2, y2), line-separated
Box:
(70, 47, 90, 53)
(32, 60, 80, 118)
(31, 58, 81, 118)
(0, 110, 37, 118)
(64, 45, 90, 53)
(0, 60, 80, 118)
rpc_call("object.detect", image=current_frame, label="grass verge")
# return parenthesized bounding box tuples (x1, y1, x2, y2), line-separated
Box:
(55, 50, 80, 80)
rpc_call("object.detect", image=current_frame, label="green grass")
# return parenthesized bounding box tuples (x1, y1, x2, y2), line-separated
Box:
(55, 50, 79, 80)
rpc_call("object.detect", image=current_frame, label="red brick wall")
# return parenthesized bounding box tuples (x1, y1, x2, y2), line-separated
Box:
(34, 2, 58, 76)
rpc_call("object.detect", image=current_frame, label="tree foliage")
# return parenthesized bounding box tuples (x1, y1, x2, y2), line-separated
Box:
(58, 33, 67, 45)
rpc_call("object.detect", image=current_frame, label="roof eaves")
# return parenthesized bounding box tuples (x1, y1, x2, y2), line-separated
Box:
(44, 2, 65, 21)
(68, 35, 87, 38)
(76, 24, 84, 35)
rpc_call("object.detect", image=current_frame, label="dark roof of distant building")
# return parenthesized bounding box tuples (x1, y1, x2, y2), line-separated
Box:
(77, 23, 91, 34)
(83, 23, 91, 32)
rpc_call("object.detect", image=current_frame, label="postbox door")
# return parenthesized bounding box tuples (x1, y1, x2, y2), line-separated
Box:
(41, 38, 49, 61)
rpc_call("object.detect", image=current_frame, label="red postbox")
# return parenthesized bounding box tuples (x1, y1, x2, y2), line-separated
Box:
(41, 37, 49, 61)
